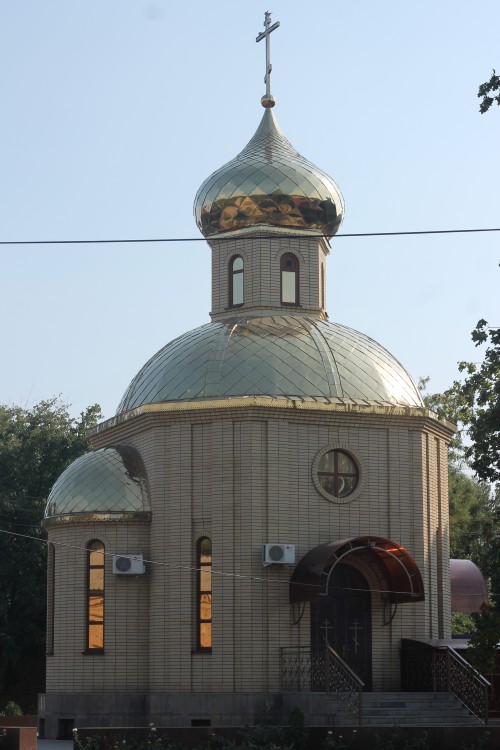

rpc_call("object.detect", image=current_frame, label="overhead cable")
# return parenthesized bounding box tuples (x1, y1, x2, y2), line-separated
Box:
(0, 526, 424, 599)
(0, 227, 499, 246)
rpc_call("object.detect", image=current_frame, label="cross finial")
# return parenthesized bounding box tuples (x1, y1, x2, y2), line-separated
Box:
(256, 11, 280, 108)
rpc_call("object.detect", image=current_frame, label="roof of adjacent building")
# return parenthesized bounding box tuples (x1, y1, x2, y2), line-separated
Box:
(117, 315, 423, 413)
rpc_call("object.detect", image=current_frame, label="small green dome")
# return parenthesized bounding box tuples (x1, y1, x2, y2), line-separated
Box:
(44, 445, 151, 520)
(194, 108, 344, 238)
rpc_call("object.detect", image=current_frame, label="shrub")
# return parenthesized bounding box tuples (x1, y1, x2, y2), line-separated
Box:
(0, 702, 23, 717)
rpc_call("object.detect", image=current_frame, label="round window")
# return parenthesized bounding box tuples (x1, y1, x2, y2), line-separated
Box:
(317, 449, 359, 499)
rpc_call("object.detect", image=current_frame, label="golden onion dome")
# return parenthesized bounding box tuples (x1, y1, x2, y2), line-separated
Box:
(194, 107, 344, 238)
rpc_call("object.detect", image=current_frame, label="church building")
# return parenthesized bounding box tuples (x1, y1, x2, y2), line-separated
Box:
(39, 14, 455, 737)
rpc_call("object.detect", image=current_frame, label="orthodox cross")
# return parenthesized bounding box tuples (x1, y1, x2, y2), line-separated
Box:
(320, 618, 335, 644)
(256, 11, 280, 107)
(349, 619, 362, 655)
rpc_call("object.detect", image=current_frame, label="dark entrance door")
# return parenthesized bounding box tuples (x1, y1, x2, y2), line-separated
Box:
(310, 563, 372, 689)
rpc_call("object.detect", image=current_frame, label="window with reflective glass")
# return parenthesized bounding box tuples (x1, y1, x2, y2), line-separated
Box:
(280, 253, 299, 305)
(87, 540, 105, 651)
(230, 255, 244, 307)
(197, 537, 212, 651)
(317, 450, 358, 499)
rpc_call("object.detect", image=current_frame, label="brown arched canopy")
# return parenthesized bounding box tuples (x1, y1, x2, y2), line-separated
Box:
(289, 536, 425, 604)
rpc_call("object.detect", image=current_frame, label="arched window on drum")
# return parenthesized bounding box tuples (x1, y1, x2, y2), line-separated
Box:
(280, 253, 299, 305)
(229, 256, 244, 307)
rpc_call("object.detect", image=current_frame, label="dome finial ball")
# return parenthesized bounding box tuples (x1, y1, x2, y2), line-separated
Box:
(261, 94, 276, 108)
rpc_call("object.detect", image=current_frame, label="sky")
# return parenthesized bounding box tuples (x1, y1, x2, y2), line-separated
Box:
(0, 1, 499, 421)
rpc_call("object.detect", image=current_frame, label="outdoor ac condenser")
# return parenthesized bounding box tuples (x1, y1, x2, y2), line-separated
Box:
(112, 554, 145, 575)
(262, 543, 295, 566)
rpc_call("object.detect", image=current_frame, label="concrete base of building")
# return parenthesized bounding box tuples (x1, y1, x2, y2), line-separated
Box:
(38, 691, 337, 738)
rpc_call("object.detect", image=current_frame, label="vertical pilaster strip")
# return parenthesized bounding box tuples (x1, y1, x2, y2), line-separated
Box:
(436, 437, 444, 638)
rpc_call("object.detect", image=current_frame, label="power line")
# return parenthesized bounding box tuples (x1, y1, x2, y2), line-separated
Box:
(0, 227, 499, 246)
(0, 526, 424, 599)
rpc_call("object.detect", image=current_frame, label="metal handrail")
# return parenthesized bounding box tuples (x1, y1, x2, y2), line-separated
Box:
(325, 644, 365, 688)
(446, 646, 490, 687)
(444, 646, 490, 724)
(401, 641, 490, 724)
(325, 644, 364, 726)
(280, 645, 364, 725)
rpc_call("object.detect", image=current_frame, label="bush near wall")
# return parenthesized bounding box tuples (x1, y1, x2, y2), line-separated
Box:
(74, 724, 499, 750)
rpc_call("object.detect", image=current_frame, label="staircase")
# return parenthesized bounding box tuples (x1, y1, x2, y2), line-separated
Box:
(332, 692, 484, 727)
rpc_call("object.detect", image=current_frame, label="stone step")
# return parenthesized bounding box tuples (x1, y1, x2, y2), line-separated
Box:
(330, 692, 483, 727)
(361, 718, 478, 727)
(362, 707, 474, 717)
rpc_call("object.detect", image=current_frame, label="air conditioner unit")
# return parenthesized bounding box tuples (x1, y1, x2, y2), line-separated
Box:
(262, 543, 295, 566)
(112, 554, 145, 575)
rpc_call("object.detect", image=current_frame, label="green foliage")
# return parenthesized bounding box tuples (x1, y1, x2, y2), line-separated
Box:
(478, 70, 500, 113)
(374, 732, 402, 750)
(420, 317, 500, 486)
(74, 712, 308, 750)
(454, 321, 500, 485)
(73, 736, 102, 750)
(419, 321, 500, 601)
(402, 734, 429, 750)
(452, 611, 477, 636)
(235, 723, 293, 750)
(448, 465, 496, 564)
(429, 320, 500, 485)
(466, 605, 500, 675)
(0, 398, 101, 711)
(460, 731, 491, 750)
(373, 732, 429, 750)
(321, 730, 357, 750)
(284, 708, 308, 750)
(0, 701, 23, 717)
(73, 729, 185, 750)
(206, 735, 236, 750)
(418, 376, 463, 464)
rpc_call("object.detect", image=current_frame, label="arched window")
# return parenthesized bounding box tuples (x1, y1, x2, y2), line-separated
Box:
(229, 255, 244, 307)
(280, 253, 299, 305)
(197, 537, 212, 651)
(86, 540, 105, 652)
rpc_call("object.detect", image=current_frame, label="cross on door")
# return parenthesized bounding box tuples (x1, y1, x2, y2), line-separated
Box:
(349, 619, 363, 655)
(320, 618, 335, 645)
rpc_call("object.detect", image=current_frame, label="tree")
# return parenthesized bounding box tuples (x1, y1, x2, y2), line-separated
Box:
(450, 321, 500, 485)
(467, 605, 500, 675)
(478, 70, 500, 113)
(448, 465, 496, 562)
(422, 318, 500, 485)
(0, 398, 101, 711)
(419, 379, 500, 606)
(418, 376, 464, 464)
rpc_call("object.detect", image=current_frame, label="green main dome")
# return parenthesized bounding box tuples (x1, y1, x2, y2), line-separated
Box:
(117, 316, 423, 413)
(194, 108, 344, 238)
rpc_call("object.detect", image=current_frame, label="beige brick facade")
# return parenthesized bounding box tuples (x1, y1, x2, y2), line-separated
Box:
(42, 398, 453, 732)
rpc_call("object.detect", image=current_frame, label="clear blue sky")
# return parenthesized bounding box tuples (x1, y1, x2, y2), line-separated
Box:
(1, 1, 498, 420)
